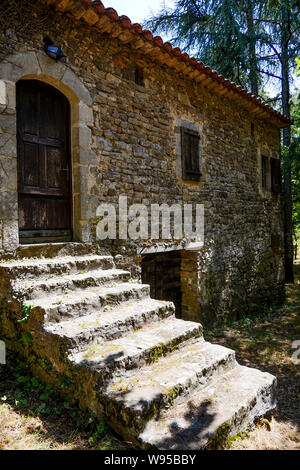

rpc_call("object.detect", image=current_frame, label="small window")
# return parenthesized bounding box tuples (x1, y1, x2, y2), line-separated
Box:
(135, 67, 144, 86)
(271, 158, 281, 193)
(261, 156, 267, 190)
(251, 123, 255, 138)
(181, 127, 201, 181)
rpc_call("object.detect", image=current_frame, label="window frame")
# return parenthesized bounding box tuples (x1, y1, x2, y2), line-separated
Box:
(261, 155, 268, 191)
(271, 157, 282, 194)
(180, 126, 201, 182)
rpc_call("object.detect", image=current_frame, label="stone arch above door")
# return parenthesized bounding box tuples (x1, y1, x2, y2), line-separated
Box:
(0, 51, 95, 250)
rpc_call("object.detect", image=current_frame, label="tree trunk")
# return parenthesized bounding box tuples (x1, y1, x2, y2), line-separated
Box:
(246, 0, 259, 96)
(281, 6, 294, 283)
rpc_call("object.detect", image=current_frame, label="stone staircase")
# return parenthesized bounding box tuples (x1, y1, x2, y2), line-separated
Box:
(0, 243, 276, 450)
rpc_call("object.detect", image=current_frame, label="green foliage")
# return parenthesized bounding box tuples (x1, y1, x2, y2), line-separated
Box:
(145, 0, 262, 91)
(18, 303, 33, 324)
(290, 94, 300, 248)
(88, 421, 107, 447)
(261, 418, 272, 431)
(208, 265, 217, 316)
(149, 343, 165, 362)
(145, 1, 299, 97)
(19, 332, 33, 347)
(209, 422, 231, 450)
(1, 359, 107, 446)
(226, 428, 250, 447)
(296, 57, 300, 75)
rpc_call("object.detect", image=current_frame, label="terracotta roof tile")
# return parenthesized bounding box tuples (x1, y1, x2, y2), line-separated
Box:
(153, 36, 164, 47)
(49, 0, 289, 127)
(132, 23, 143, 34)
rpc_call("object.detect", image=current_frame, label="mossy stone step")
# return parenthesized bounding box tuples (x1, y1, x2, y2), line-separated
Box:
(138, 365, 276, 450)
(44, 298, 175, 349)
(14, 268, 131, 299)
(68, 318, 203, 381)
(26, 283, 151, 322)
(0, 243, 277, 450)
(102, 341, 236, 433)
(0, 254, 114, 280)
(2, 242, 107, 260)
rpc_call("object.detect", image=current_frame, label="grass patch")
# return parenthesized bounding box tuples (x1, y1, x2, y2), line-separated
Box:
(205, 258, 300, 450)
(0, 359, 130, 450)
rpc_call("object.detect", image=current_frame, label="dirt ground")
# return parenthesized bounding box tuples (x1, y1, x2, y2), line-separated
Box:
(205, 258, 300, 450)
(0, 260, 299, 450)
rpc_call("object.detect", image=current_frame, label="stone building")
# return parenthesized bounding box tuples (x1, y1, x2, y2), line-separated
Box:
(0, 0, 288, 449)
(0, 0, 288, 325)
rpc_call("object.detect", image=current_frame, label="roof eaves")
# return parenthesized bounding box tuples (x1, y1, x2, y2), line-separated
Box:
(48, 0, 290, 128)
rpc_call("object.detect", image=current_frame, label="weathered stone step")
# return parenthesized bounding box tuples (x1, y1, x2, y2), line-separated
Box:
(44, 298, 175, 350)
(69, 318, 203, 384)
(14, 268, 131, 299)
(0, 254, 114, 281)
(27, 283, 151, 322)
(103, 342, 236, 433)
(0, 243, 278, 451)
(137, 365, 276, 450)
(1, 242, 108, 261)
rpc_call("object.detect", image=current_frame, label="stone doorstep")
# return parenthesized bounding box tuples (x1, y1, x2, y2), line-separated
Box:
(44, 298, 175, 349)
(68, 318, 203, 378)
(0, 254, 114, 280)
(102, 342, 236, 431)
(138, 365, 277, 450)
(26, 283, 151, 322)
(8, 242, 109, 260)
(13, 268, 131, 299)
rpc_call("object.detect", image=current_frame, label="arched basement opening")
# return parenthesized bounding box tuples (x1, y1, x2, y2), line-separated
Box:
(141, 250, 183, 318)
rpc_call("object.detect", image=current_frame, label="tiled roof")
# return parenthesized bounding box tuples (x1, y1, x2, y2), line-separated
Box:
(47, 0, 289, 128)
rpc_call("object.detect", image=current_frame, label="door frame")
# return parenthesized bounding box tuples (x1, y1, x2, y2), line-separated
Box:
(16, 79, 73, 244)
(0, 51, 95, 251)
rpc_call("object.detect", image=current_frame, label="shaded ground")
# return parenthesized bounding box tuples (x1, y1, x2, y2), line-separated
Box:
(205, 258, 300, 450)
(0, 261, 299, 450)
(0, 361, 130, 450)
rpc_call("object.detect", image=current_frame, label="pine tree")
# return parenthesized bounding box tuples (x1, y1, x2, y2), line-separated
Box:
(268, 0, 300, 282)
(145, 0, 266, 94)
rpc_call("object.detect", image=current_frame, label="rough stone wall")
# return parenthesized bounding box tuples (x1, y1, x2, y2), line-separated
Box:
(0, 1, 285, 324)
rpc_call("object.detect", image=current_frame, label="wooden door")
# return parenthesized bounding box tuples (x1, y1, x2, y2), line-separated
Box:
(17, 80, 72, 242)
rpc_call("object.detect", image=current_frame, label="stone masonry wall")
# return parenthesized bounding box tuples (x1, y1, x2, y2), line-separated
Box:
(0, 1, 285, 325)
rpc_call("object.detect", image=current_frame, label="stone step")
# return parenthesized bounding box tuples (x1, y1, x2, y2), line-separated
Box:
(14, 268, 131, 299)
(137, 365, 276, 450)
(0, 244, 278, 451)
(44, 298, 175, 350)
(69, 318, 203, 385)
(103, 341, 236, 434)
(26, 283, 151, 322)
(1, 242, 108, 260)
(0, 254, 114, 281)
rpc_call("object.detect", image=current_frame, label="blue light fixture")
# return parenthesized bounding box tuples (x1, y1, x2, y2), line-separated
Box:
(43, 36, 65, 62)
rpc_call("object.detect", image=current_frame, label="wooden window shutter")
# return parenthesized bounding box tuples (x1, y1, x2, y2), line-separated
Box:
(271, 158, 282, 194)
(261, 156, 267, 190)
(181, 127, 201, 181)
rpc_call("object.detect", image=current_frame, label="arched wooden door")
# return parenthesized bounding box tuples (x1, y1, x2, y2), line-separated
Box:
(17, 80, 72, 242)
